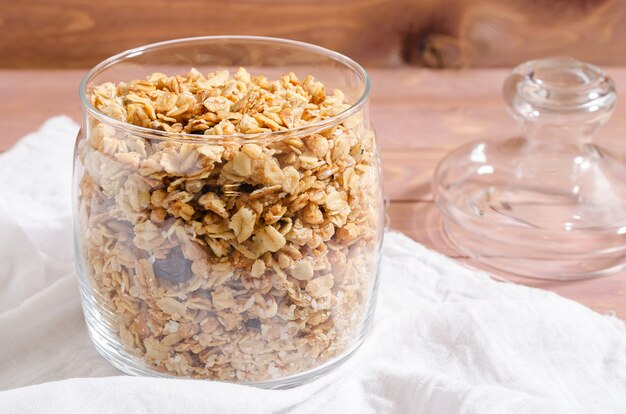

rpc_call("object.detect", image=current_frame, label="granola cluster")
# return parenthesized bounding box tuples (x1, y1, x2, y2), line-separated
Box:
(76, 68, 382, 381)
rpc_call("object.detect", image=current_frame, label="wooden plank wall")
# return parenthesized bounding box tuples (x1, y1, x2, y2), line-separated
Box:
(1, 0, 625, 68)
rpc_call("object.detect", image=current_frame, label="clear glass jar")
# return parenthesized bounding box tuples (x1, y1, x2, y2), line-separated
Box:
(433, 57, 626, 280)
(73, 36, 384, 387)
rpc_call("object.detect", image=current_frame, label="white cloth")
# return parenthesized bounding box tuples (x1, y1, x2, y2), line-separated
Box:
(0, 116, 625, 414)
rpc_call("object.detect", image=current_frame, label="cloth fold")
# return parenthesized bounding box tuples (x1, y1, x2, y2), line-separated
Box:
(0, 117, 625, 414)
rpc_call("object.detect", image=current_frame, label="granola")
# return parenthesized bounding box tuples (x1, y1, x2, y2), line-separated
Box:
(76, 68, 382, 381)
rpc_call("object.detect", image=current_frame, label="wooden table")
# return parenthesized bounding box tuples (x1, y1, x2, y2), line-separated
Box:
(2, 69, 625, 319)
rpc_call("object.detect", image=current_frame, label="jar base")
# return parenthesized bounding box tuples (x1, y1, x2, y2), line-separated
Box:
(78, 275, 372, 389)
(85, 323, 365, 389)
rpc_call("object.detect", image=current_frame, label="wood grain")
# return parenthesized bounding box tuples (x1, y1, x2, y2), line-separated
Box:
(1, 68, 625, 319)
(2, 0, 626, 68)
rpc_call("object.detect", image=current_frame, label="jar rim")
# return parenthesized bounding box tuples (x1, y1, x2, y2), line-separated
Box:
(79, 35, 371, 143)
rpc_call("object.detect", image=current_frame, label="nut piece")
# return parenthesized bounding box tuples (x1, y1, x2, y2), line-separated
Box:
(281, 166, 300, 194)
(305, 134, 329, 158)
(325, 189, 348, 211)
(232, 152, 253, 177)
(291, 260, 314, 281)
(305, 274, 334, 298)
(198, 192, 228, 219)
(251, 259, 266, 278)
(254, 225, 286, 253)
(229, 206, 256, 243)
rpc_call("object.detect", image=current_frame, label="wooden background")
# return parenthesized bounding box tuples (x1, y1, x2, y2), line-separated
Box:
(2, 0, 626, 68)
(1, 0, 626, 317)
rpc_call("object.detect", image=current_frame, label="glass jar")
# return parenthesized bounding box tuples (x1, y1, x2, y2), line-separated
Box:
(433, 57, 626, 280)
(73, 36, 384, 387)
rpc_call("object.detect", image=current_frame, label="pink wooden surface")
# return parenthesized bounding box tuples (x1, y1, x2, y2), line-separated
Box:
(1, 68, 625, 318)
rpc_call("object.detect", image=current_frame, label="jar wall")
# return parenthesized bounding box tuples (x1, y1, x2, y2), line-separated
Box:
(73, 38, 383, 386)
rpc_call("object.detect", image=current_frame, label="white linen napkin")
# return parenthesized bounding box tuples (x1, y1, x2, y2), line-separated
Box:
(0, 116, 625, 414)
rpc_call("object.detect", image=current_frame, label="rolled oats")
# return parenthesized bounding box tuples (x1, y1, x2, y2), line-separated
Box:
(291, 260, 314, 281)
(77, 67, 381, 382)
